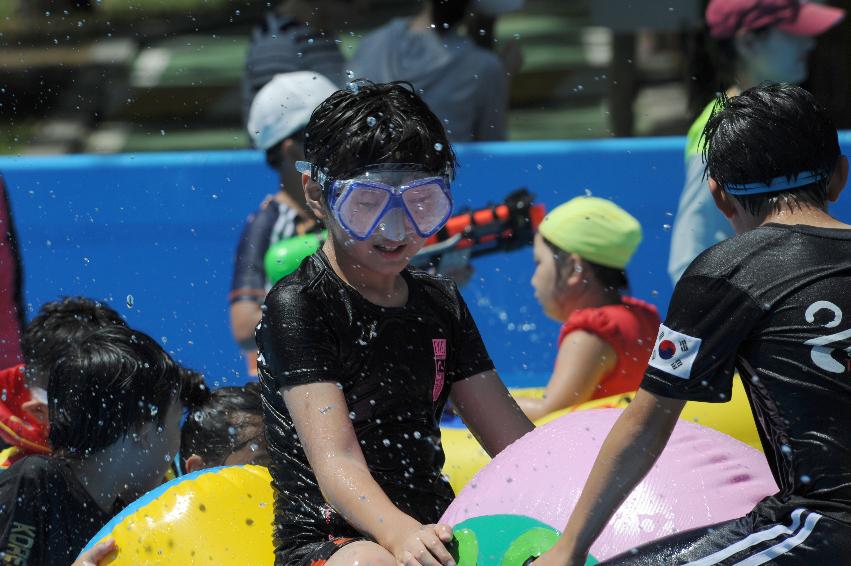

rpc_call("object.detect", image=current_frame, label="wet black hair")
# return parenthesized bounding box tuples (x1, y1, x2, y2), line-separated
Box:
(702, 83, 840, 217)
(21, 296, 126, 389)
(180, 382, 269, 467)
(303, 81, 457, 184)
(179, 367, 211, 409)
(431, 0, 471, 31)
(49, 325, 181, 458)
(543, 238, 629, 293)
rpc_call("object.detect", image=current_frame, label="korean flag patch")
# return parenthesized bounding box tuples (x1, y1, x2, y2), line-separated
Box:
(649, 324, 702, 380)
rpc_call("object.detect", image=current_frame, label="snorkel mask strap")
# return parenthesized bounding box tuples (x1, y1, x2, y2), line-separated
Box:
(294, 160, 330, 187)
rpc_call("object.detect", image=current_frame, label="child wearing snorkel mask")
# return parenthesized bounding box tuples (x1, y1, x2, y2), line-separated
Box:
(255, 81, 533, 566)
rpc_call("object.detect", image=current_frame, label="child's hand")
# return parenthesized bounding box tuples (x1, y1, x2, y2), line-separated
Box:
(389, 522, 456, 566)
(72, 539, 116, 566)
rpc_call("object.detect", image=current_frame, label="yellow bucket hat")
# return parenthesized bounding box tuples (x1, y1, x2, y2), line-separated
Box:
(538, 197, 642, 270)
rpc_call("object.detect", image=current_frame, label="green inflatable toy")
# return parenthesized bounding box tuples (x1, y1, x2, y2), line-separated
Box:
(449, 515, 598, 566)
(264, 231, 326, 284)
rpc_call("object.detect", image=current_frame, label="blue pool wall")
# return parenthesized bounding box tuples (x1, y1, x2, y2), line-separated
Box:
(5, 134, 851, 388)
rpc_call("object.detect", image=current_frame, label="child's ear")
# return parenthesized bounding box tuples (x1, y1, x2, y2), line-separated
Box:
(281, 138, 302, 163)
(708, 177, 737, 219)
(131, 421, 156, 450)
(827, 155, 848, 203)
(566, 253, 585, 286)
(184, 454, 205, 473)
(303, 175, 327, 220)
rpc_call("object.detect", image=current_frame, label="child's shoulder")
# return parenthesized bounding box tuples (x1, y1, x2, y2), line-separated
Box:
(406, 267, 459, 300)
(266, 253, 333, 302)
(681, 225, 822, 297)
(2, 454, 65, 486)
(405, 268, 470, 321)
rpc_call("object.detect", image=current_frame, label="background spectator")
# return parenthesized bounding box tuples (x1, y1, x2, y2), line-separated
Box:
(231, 72, 337, 375)
(349, 0, 509, 142)
(241, 0, 358, 124)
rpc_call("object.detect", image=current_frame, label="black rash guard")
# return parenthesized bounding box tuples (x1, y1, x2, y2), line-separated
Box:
(609, 224, 851, 565)
(0, 456, 113, 565)
(642, 224, 851, 513)
(256, 250, 493, 562)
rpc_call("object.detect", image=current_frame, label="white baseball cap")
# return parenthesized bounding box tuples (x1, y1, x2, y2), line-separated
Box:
(247, 71, 338, 151)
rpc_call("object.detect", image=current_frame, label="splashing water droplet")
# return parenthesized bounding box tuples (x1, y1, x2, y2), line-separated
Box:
(663, 224, 672, 231)
(434, 143, 443, 152)
(382, 438, 391, 447)
(126, 294, 134, 308)
(366, 116, 377, 127)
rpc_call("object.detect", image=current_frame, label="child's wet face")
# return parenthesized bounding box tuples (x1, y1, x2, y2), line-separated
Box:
(132, 398, 183, 496)
(531, 234, 565, 321)
(333, 218, 427, 276)
(745, 28, 815, 85)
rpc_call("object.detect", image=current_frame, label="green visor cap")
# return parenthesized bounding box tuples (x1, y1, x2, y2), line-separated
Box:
(538, 197, 642, 270)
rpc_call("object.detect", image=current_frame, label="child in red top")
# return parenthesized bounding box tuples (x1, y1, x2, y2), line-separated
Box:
(516, 197, 660, 421)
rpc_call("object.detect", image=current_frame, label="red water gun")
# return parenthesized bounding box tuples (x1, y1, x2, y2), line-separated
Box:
(410, 188, 546, 271)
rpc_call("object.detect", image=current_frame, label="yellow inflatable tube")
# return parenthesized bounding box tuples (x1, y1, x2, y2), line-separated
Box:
(84, 381, 760, 562)
(82, 465, 275, 565)
(441, 377, 761, 493)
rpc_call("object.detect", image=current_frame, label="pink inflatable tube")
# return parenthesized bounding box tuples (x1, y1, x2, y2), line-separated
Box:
(441, 409, 778, 561)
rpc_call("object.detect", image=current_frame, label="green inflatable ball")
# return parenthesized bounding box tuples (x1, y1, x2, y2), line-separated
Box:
(264, 231, 326, 284)
(449, 515, 598, 566)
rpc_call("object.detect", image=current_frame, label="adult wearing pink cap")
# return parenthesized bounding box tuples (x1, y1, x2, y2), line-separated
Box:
(668, 0, 844, 285)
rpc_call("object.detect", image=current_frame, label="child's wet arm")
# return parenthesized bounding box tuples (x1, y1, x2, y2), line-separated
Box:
(281, 382, 421, 546)
(451, 370, 534, 457)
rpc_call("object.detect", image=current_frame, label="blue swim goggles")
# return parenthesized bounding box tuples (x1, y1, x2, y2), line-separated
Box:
(296, 161, 453, 241)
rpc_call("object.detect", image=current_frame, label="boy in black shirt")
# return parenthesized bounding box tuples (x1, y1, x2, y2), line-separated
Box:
(257, 81, 534, 566)
(0, 325, 183, 565)
(536, 84, 851, 565)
